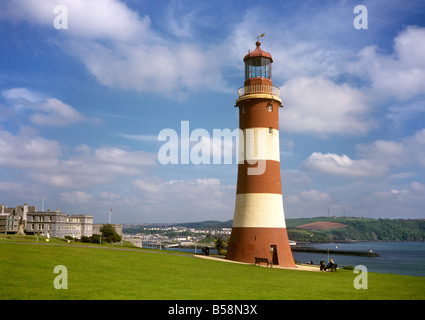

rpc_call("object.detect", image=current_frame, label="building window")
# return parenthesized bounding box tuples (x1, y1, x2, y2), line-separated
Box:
(269, 127, 273, 135)
(267, 104, 272, 112)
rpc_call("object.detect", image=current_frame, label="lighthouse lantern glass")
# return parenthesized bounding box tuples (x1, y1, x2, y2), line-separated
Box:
(245, 57, 271, 80)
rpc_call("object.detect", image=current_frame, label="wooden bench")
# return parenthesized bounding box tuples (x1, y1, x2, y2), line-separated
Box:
(255, 257, 272, 267)
(326, 264, 337, 272)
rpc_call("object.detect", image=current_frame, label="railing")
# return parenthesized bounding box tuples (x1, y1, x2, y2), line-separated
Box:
(237, 84, 280, 98)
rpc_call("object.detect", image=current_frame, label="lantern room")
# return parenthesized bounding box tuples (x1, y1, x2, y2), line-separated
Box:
(243, 40, 273, 82)
(236, 40, 280, 101)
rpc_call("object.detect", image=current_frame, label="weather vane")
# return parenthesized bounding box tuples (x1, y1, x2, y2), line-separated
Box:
(256, 33, 265, 41)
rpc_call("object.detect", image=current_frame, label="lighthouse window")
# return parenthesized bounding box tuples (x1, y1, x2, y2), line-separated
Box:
(267, 104, 272, 112)
(245, 57, 272, 80)
(269, 127, 273, 135)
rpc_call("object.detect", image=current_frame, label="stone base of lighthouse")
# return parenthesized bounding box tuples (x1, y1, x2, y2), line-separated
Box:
(226, 227, 295, 267)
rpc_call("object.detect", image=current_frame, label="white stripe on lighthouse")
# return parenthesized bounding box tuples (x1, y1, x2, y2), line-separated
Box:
(233, 193, 286, 228)
(238, 127, 280, 163)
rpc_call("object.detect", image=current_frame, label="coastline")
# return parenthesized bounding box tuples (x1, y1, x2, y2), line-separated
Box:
(291, 241, 425, 277)
(290, 246, 379, 257)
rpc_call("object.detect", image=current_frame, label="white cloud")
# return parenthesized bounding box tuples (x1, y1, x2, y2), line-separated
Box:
(36, 146, 156, 188)
(349, 26, 425, 100)
(132, 177, 234, 222)
(164, 4, 198, 38)
(280, 76, 373, 136)
(30, 98, 84, 126)
(283, 188, 332, 218)
(60, 191, 93, 204)
(98, 191, 122, 201)
(302, 128, 425, 178)
(118, 134, 159, 143)
(65, 40, 226, 98)
(356, 140, 406, 167)
(410, 181, 425, 193)
(2, 88, 84, 126)
(0, 0, 150, 42)
(0, 128, 61, 169)
(1, 0, 228, 98)
(366, 181, 425, 208)
(302, 152, 386, 177)
(282, 170, 312, 187)
(0, 182, 25, 193)
(358, 128, 425, 170)
(405, 128, 425, 167)
(386, 99, 425, 126)
(300, 189, 331, 202)
(0, 129, 156, 188)
(2, 87, 43, 105)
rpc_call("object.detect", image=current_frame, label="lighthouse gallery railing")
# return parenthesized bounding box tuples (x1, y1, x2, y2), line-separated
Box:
(237, 84, 280, 98)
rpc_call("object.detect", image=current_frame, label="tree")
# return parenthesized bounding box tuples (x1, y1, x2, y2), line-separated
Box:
(214, 238, 226, 255)
(100, 224, 122, 243)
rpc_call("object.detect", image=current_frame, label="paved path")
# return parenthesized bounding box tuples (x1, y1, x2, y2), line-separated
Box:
(195, 254, 321, 272)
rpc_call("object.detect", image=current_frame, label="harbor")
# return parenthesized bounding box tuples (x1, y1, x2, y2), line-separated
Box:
(291, 246, 379, 257)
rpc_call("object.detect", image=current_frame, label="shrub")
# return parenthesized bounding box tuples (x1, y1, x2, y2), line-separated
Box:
(342, 265, 354, 270)
(100, 224, 122, 243)
(90, 234, 101, 244)
(80, 236, 91, 243)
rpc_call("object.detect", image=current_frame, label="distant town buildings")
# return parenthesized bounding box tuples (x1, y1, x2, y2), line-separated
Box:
(0, 203, 114, 239)
(122, 225, 232, 249)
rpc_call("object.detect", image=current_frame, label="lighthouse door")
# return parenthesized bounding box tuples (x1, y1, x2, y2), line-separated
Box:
(270, 245, 279, 265)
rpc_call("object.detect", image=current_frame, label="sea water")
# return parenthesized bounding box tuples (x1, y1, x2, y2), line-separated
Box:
(167, 241, 425, 277)
(292, 241, 425, 277)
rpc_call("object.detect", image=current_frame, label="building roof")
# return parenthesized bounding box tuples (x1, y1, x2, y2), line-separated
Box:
(243, 41, 273, 62)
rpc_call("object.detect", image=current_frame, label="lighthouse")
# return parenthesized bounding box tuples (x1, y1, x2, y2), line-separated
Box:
(226, 40, 295, 267)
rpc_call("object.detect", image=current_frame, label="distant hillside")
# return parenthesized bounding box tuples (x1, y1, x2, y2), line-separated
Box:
(124, 217, 425, 242)
(286, 217, 425, 242)
(173, 217, 425, 242)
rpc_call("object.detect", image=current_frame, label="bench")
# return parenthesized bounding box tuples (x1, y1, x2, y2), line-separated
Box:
(201, 247, 210, 256)
(326, 264, 337, 272)
(255, 257, 272, 267)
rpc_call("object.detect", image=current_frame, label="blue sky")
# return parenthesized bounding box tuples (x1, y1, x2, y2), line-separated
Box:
(1, 0, 425, 223)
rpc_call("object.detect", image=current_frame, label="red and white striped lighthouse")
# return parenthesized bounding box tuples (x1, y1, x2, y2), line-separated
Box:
(226, 40, 295, 267)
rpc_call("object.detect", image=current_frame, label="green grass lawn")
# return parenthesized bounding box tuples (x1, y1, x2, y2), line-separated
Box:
(1, 237, 424, 300)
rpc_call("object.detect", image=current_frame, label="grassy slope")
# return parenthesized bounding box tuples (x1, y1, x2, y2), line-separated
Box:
(1, 239, 424, 300)
(286, 217, 425, 242)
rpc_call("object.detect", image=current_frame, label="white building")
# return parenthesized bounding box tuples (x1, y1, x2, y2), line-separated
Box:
(1, 203, 93, 239)
(27, 210, 93, 239)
